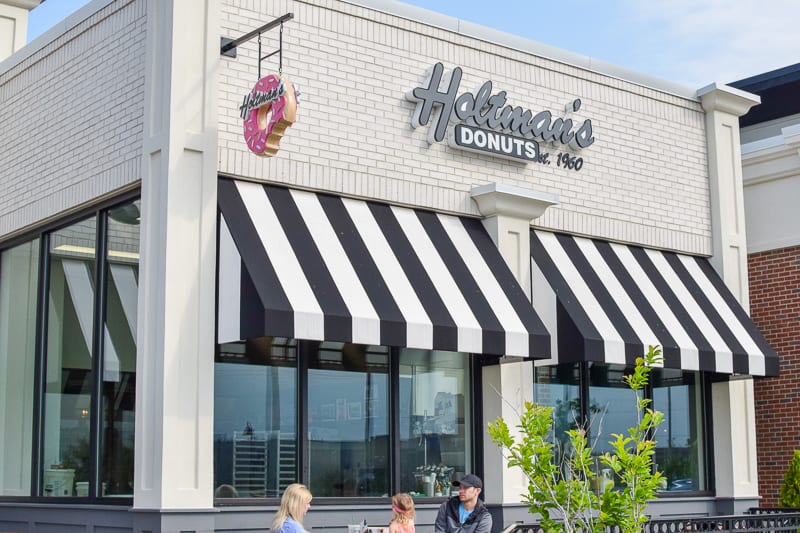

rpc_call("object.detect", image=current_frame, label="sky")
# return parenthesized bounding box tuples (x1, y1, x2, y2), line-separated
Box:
(26, 0, 800, 88)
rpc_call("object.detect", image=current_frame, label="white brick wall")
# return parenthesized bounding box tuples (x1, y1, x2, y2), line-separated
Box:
(0, 0, 145, 239)
(218, 0, 711, 254)
(0, 0, 713, 255)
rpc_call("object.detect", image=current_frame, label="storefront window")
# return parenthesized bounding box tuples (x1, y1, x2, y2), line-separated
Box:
(588, 364, 640, 456)
(0, 197, 140, 500)
(214, 338, 298, 498)
(534, 364, 580, 457)
(213, 342, 473, 500)
(652, 369, 705, 492)
(399, 349, 471, 497)
(0, 240, 40, 496)
(42, 217, 97, 497)
(534, 362, 707, 494)
(100, 200, 140, 497)
(307, 342, 390, 497)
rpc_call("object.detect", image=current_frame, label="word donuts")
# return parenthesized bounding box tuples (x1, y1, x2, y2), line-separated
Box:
(241, 74, 298, 157)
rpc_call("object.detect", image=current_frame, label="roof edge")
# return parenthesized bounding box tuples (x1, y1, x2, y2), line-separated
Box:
(0, 0, 114, 76)
(342, 0, 701, 101)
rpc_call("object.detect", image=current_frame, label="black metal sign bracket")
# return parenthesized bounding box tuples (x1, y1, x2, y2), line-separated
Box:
(220, 12, 294, 77)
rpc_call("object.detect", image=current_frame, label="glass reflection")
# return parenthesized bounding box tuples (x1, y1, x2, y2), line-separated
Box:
(652, 368, 704, 492)
(534, 364, 581, 459)
(100, 200, 140, 497)
(307, 342, 389, 497)
(588, 364, 640, 456)
(399, 349, 470, 497)
(0, 240, 39, 496)
(537, 361, 707, 494)
(214, 337, 297, 498)
(42, 217, 97, 497)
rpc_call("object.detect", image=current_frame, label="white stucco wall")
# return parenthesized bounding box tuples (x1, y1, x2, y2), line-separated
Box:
(219, 0, 711, 255)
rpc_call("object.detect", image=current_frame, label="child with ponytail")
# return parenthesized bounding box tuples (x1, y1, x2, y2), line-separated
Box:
(388, 492, 415, 533)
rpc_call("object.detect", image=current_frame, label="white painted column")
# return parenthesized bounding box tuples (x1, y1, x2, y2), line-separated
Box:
(471, 183, 557, 504)
(482, 362, 534, 505)
(699, 83, 759, 306)
(134, 0, 219, 512)
(698, 84, 761, 512)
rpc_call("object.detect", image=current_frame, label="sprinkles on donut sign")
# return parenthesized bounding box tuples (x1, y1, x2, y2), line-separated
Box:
(241, 74, 297, 157)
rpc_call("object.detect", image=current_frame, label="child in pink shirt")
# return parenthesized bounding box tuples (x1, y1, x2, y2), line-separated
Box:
(388, 492, 415, 533)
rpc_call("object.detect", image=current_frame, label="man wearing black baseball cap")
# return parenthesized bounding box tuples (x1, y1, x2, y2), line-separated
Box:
(434, 474, 492, 533)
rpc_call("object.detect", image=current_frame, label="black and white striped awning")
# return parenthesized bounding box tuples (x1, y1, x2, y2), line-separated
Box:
(531, 230, 778, 376)
(216, 179, 550, 358)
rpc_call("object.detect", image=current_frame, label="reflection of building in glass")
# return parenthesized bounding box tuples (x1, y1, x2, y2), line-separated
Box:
(535, 363, 706, 493)
(230, 430, 295, 498)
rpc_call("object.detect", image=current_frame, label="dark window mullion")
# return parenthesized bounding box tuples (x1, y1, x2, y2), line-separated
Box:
(471, 354, 483, 482)
(389, 347, 400, 494)
(89, 210, 109, 498)
(645, 374, 655, 472)
(702, 372, 715, 493)
(580, 362, 590, 432)
(298, 340, 309, 486)
(31, 233, 51, 497)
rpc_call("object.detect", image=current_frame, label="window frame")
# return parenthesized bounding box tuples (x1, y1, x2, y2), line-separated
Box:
(213, 340, 486, 506)
(534, 361, 714, 497)
(0, 189, 140, 504)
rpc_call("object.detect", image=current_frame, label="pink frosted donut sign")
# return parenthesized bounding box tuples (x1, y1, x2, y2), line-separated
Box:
(240, 74, 297, 157)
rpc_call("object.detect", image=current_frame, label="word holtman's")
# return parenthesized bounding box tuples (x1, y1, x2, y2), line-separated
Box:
(407, 63, 594, 153)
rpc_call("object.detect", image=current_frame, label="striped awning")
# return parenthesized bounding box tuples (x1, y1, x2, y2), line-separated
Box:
(530, 230, 779, 376)
(216, 179, 550, 358)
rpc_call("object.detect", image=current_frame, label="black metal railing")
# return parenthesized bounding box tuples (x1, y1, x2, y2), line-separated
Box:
(507, 510, 800, 533)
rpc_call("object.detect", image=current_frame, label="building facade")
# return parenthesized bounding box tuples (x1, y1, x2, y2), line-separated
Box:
(733, 64, 800, 507)
(0, 0, 778, 532)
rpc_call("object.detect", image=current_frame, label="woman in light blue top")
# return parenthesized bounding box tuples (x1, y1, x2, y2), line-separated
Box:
(272, 483, 313, 533)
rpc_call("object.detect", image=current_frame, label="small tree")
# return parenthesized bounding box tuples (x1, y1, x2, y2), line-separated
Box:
(488, 401, 600, 533)
(596, 347, 665, 533)
(488, 345, 665, 533)
(779, 450, 800, 507)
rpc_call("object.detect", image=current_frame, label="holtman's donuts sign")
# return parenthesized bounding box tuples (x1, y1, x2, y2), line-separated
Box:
(240, 74, 297, 156)
(407, 63, 594, 171)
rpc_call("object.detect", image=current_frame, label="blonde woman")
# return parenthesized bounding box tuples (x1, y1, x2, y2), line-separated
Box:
(272, 483, 313, 533)
(388, 492, 415, 533)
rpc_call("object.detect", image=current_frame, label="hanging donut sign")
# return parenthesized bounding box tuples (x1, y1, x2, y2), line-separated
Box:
(239, 74, 298, 156)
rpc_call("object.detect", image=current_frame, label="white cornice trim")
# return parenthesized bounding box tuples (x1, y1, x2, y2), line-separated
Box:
(741, 135, 786, 156)
(742, 125, 800, 186)
(697, 83, 761, 116)
(470, 182, 558, 221)
(0, 0, 41, 9)
(782, 123, 800, 148)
